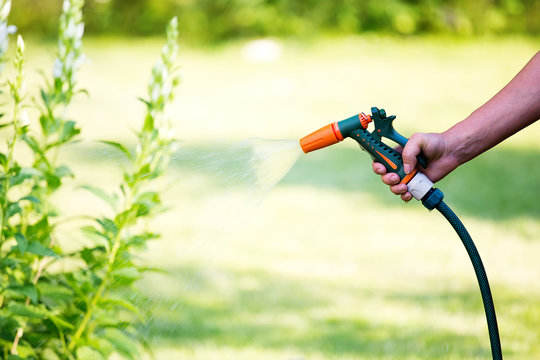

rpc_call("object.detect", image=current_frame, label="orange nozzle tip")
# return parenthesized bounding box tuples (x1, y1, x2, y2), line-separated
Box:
(299, 123, 341, 153)
(359, 113, 372, 129)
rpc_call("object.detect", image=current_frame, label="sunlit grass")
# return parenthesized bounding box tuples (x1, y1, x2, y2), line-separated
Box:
(17, 35, 540, 358)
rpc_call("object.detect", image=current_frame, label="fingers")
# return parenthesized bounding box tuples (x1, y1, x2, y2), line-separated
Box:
(402, 133, 426, 174)
(373, 159, 412, 202)
(381, 172, 412, 201)
(372, 162, 386, 175)
(382, 173, 400, 185)
(401, 192, 413, 202)
(376, 165, 407, 193)
(389, 183, 407, 195)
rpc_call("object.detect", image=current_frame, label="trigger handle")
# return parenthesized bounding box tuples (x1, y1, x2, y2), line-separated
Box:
(371, 107, 428, 169)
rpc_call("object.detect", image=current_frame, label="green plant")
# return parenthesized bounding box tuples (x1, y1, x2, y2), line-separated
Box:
(0, 0, 180, 358)
(65, 15, 179, 359)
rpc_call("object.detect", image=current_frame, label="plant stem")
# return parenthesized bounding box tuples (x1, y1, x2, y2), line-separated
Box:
(28, 234, 55, 303)
(67, 231, 123, 352)
(0, 105, 19, 250)
(10, 327, 23, 355)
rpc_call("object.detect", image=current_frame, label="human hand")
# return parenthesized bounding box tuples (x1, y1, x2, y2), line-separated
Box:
(372, 132, 458, 201)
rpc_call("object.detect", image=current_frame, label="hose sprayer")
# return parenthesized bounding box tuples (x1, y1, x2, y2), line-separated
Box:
(299, 107, 503, 359)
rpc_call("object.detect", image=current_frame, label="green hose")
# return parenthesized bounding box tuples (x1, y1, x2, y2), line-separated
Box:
(424, 192, 502, 359)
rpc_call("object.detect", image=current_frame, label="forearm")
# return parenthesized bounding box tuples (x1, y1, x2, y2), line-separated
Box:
(444, 50, 540, 166)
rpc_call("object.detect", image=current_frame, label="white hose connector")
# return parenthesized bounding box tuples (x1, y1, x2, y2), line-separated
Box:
(407, 172, 434, 200)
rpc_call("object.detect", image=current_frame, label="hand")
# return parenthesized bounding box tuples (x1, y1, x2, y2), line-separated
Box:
(372, 132, 458, 201)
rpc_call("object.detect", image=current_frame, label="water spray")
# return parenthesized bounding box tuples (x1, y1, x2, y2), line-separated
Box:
(299, 107, 503, 359)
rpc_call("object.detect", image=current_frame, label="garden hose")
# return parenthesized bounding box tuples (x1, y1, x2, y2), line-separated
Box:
(424, 189, 502, 359)
(299, 107, 503, 359)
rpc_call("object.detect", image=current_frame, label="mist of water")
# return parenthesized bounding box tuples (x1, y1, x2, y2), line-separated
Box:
(136, 137, 304, 344)
(170, 137, 303, 205)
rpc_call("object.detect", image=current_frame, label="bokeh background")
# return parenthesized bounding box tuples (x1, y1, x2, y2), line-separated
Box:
(11, 0, 540, 359)
(11, 0, 540, 39)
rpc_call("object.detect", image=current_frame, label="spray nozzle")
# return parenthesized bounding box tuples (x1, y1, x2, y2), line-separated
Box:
(300, 107, 428, 167)
(299, 107, 430, 199)
(299, 112, 371, 154)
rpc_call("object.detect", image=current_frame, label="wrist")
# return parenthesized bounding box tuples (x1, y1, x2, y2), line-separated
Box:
(441, 116, 481, 168)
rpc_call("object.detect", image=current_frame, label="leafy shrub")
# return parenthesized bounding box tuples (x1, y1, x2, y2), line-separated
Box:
(0, 1, 179, 359)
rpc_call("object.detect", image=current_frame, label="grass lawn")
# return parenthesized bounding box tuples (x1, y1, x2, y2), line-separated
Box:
(19, 34, 540, 358)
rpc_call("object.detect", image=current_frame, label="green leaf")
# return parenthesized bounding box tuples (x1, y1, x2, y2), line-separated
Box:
(77, 346, 105, 360)
(96, 218, 118, 236)
(80, 247, 96, 265)
(21, 134, 44, 157)
(143, 113, 154, 132)
(126, 232, 159, 248)
(55, 165, 74, 178)
(37, 282, 74, 303)
(7, 284, 38, 304)
(45, 171, 61, 190)
(0, 317, 20, 341)
(103, 328, 138, 360)
(80, 225, 109, 247)
(80, 185, 117, 210)
(7, 354, 26, 360)
(25, 216, 50, 243)
(99, 140, 133, 161)
(75, 88, 90, 96)
(15, 344, 37, 358)
(0, 257, 18, 270)
(10, 167, 41, 187)
(92, 309, 124, 327)
(114, 207, 138, 228)
(41, 348, 61, 360)
(68, 271, 99, 296)
(60, 120, 80, 142)
(27, 242, 57, 258)
(99, 296, 145, 322)
(88, 338, 115, 357)
(19, 195, 39, 204)
(125, 163, 153, 187)
(138, 97, 151, 108)
(110, 266, 140, 281)
(80, 247, 106, 266)
(0, 153, 7, 166)
(6, 203, 22, 219)
(7, 303, 48, 319)
(134, 191, 160, 217)
(15, 233, 28, 254)
(49, 314, 74, 330)
(39, 114, 52, 136)
(40, 89, 50, 108)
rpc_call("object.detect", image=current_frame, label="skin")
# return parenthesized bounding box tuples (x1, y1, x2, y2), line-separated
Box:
(373, 51, 540, 201)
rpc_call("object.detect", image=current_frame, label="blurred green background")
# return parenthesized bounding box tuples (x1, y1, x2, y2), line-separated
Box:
(11, 0, 540, 41)
(9, 0, 540, 359)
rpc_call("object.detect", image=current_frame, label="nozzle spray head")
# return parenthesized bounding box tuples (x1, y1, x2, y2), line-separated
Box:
(299, 106, 432, 201)
(299, 113, 371, 153)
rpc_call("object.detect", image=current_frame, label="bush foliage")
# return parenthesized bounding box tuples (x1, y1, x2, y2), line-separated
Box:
(0, 1, 180, 358)
(9, 0, 540, 41)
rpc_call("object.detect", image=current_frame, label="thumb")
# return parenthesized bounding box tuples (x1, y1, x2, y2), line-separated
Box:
(402, 133, 425, 174)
